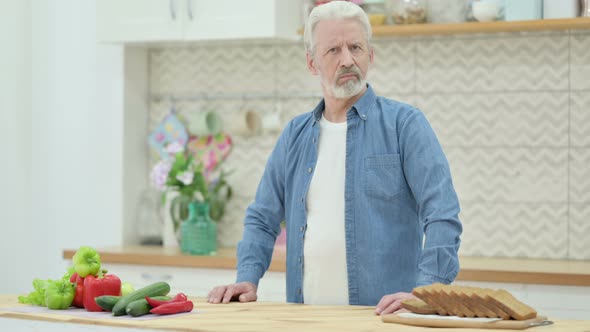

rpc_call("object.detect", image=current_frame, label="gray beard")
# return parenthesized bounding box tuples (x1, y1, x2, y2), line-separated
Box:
(332, 78, 365, 99)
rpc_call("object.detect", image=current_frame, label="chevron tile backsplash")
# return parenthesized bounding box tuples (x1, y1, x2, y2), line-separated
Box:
(149, 30, 590, 260)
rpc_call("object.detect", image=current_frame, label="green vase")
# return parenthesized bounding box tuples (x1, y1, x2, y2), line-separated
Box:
(181, 201, 217, 255)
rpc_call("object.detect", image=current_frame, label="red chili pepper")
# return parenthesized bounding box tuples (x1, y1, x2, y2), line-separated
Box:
(145, 293, 188, 307)
(150, 300, 194, 315)
(69, 272, 85, 308)
(83, 271, 121, 311)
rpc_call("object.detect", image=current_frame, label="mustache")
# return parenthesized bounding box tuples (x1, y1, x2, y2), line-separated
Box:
(337, 66, 361, 79)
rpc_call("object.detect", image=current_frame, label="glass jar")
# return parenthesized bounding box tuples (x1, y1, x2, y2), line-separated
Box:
(135, 189, 163, 246)
(361, 0, 387, 26)
(386, 0, 427, 24)
(583, 0, 590, 17)
(181, 201, 217, 255)
(427, 0, 468, 23)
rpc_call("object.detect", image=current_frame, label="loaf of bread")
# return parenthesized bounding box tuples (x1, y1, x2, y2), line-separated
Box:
(408, 283, 537, 320)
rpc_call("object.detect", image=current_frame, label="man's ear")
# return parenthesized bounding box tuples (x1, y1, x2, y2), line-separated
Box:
(369, 46, 374, 66)
(307, 52, 318, 75)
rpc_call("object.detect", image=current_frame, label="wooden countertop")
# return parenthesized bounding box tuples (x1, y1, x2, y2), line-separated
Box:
(62, 246, 590, 286)
(1, 295, 588, 332)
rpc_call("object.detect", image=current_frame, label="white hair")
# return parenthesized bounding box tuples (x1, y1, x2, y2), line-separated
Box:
(303, 1, 372, 56)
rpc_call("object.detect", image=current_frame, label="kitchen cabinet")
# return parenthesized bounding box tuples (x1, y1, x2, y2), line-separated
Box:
(97, 0, 303, 43)
(100, 263, 287, 303)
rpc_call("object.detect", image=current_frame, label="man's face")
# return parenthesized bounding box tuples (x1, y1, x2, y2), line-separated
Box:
(307, 18, 374, 99)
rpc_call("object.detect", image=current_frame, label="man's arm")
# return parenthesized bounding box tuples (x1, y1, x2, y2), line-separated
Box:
(399, 109, 463, 287)
(208, 123, 290, 304)
(235, 121, 291, 287)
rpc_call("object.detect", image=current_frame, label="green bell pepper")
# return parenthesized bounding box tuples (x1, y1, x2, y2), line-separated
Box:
(72, 246, 101, 277)
(45, 279, 75, 310)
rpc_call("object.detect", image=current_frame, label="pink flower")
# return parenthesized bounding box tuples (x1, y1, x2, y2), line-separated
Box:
(150, 160, 172, 190)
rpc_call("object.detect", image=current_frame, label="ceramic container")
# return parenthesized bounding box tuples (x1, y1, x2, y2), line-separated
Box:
(473, 1, 500, 21)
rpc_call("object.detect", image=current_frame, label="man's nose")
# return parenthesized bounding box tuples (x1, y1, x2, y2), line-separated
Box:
(339, 48, 354, 67)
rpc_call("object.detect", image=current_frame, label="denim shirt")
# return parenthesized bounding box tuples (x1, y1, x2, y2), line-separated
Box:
(236, 85, 462, 306)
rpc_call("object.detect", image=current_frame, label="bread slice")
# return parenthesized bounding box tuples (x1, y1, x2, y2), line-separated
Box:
(472, 288, 511, 320)
(412, 285, 448, 316)
(458, 286, 498, 318)
(486, 289, 537, 320)
(431, 283, 464, 316)
(441, 284, 476, 317)
(401, 298, 438, 315)
(451, 286, 488, 318)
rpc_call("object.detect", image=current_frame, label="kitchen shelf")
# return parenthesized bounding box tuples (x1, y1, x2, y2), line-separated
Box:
(370, 17, 590, 37)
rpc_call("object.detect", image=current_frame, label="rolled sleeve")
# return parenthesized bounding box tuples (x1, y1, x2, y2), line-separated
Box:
(399, 110, 463, 287)
(235, 122, 290, 286)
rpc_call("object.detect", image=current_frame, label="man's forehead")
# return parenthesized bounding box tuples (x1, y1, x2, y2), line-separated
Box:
(314, 18, 366, 44)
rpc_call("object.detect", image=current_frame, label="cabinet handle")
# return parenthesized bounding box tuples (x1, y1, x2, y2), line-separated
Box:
(169, 0, 177, 20)
(187, 0, 194, 20)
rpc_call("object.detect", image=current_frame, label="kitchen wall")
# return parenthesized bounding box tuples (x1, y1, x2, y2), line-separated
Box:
(1, 0, 32, 293)
(148, 29, 590, 260)
(0, 0, 125, 294)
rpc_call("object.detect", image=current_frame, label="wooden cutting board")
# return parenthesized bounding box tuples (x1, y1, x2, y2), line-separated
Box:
(382, 313, 552, 330)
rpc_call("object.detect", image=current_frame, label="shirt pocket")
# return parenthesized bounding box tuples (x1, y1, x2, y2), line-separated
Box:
(364, 154, 403, 201)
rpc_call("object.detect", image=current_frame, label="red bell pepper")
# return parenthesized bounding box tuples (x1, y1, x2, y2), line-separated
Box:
(83, 271, 121, 311)
(69, 272, 85, 308)
(145, 293, 187, 307)
(150, 300, 193, 315)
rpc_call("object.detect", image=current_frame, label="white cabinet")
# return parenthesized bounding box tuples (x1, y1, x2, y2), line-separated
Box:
(97, 0, 303, 43)
(102, 263, 287, 302)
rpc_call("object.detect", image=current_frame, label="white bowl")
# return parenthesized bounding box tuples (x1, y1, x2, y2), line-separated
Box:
(472, 1, 499, 22)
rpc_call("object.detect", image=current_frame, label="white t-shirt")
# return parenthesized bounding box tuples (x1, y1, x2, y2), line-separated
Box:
(303, 115, 348, 305)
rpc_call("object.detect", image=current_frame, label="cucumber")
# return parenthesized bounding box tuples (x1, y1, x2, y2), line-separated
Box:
(95, 295, 121, 312)
(112, 281, 170, 316)
(126, 296, 171, 317)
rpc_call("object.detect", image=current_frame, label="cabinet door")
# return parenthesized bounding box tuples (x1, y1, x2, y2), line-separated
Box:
(97, 0, 184, 42)
(183, 0, 302, 41)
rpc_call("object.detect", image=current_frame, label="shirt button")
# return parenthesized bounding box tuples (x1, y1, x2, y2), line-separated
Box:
(307, 167, 312, 173)
(300, 226, 304, 232)
(312, 138, 316, 143)
(361, 114, 367, 119)
(298, 257, 301, 263)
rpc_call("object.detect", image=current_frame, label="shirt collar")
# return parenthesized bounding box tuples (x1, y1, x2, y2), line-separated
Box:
(312, 84, 376, 124)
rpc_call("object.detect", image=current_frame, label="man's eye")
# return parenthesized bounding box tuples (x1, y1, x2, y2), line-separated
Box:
(327, 48, 337, 53)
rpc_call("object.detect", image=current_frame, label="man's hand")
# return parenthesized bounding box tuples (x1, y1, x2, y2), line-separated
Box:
(207, 282, 258, 304)
(374, 292, 417, 315)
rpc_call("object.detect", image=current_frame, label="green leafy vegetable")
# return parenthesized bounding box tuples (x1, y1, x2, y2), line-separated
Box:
(18, 279, 50, 306)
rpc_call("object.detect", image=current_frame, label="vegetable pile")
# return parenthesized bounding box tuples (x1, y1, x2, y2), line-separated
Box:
(18, 246, 193, 317)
